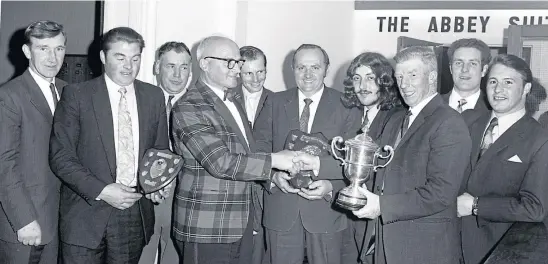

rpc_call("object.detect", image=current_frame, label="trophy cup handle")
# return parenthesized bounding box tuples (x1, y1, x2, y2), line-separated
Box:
(330, 136, 346, 164)
(373, 145, 395, 171)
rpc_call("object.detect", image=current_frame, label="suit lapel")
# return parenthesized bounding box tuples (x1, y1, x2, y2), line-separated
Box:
(310, 88, 334, 133)
(21, 70, 53, 122)
(475, 115, 528, 168)
(134, 81, 148, 159)
(469, 112, 491, 168)
(397, 95, 443, 149)
(369, 109, 386, 141)
(199, 81, 251, 152)
(284, 89, 300, 132)
(91, 76, 116, 179)
(255, 88, 269, 124)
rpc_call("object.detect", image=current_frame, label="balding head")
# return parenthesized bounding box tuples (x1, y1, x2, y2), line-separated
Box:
(198, 36, 242, 89)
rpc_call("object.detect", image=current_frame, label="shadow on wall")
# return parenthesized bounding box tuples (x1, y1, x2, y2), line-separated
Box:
(7, 28, 29, 82)
(531, 78, 548, 126)
(87, 36, 103, 79)
(282, 49, 297, 90)
(332, 59, 351, 92)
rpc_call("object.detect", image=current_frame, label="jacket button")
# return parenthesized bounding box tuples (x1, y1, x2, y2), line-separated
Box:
(376, 186, 382, 192)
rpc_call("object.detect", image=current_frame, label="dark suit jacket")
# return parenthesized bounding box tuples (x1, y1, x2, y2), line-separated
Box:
(373, 95, 471, 264)
(253, 87, 362, 233)
(0, 70, 65, 244)
(232, 85, 273, 129)
(441, 90, 490, 115)
(171, 80, 272, 244)
(49, 75, 169, 249)
(461, 112, 548, 264)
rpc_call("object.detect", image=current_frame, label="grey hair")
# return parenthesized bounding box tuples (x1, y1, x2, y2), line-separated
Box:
(394, 46, 437, 73)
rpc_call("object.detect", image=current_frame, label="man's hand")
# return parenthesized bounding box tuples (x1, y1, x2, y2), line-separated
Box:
(292, 152, 320, 176)
(352, 186, 381, 219)
(271, 150, 300, 174)
(272, 171, 299, 194)
(457, 192, 474, 217)
(146, 179, 176, 204)
(97, 183, 142, 210)
(17, 220, 41, 246)
(298, 180, 332, 200)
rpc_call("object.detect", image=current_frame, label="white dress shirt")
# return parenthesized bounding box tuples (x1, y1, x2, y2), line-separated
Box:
(363, 104, 381, 127)
(408, 93, 438, 128)
(242, 88, 263, 127)
(29, 67, 58, 114)
(298, 86, 325, 133)
(448, 88, 481, 112)
(162, 89, 186, 110)
(105, 75, 140, 187)
(488, 108, 526, 143)
(203, 80, 248, 146)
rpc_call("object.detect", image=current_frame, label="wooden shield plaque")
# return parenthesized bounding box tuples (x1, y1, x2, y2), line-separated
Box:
(138, 148, 182, 194)
(284, 130, 331, 189)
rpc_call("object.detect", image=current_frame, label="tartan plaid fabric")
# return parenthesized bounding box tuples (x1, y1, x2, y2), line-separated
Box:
(171, 80, 272, 244)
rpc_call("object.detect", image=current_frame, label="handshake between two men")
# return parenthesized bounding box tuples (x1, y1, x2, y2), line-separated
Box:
(270, 150, 332, 200)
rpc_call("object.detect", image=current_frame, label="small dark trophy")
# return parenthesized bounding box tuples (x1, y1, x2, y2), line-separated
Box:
(284, 130, 331, 189)
(138, 148, 183, 194)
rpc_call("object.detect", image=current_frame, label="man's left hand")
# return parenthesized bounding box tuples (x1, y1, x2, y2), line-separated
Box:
(457, 192, 474, 217)
(298, 180, 332, 200)
(352, 186, 381, 219)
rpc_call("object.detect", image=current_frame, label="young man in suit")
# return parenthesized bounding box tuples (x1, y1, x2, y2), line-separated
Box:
(458, 54, 548, 264)
(139, 41, 193, 264)
(253, 44, 362, 264)
(231, 45, 273, 264)
(49, 27, 170, 264)
(442, 38, 491, 114)
(339, 52, 403, 264)
(0, 20, 66, 264)
(170, 36, 298, 264)
(352, 46, 472, 264)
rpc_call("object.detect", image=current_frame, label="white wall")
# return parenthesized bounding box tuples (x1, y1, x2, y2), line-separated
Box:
(103, 0, 355, 92)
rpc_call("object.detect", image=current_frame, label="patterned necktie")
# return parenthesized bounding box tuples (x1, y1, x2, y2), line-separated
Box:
(361, 109, 370, 133)
(401, 110, 412, 138)
(299, 98, 313, 133)
(479, 117, 498, 159)
(117, 87, 135, 186)
(457, 98, 468, 113)
(49, 83, 58, 107)
(167, 95, 175, 115)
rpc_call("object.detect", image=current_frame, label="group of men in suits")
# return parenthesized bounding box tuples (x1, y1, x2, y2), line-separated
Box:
(1, 19, 547, 264)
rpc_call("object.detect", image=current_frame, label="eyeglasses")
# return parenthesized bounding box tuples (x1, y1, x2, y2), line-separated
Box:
(204, 56, 245, 69)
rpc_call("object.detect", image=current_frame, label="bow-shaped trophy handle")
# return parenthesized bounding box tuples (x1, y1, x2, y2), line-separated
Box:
(373, 145, 394, 171)
(331, 136, 347, 165)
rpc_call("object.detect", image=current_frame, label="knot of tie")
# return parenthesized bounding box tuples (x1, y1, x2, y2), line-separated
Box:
(223, 89, 234, 102)
(304, 98, 313, 106)
(457, 98, 468, 113)
(119, 87, 127, 96)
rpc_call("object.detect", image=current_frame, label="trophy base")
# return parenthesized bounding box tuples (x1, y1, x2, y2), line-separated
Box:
(336, 189, 367, 211)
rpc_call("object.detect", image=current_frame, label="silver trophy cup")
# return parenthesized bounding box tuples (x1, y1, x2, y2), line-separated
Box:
(331, 129, 394, 211)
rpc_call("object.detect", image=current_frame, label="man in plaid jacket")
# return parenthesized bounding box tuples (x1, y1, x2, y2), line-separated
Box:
(170, 36, 298, 264)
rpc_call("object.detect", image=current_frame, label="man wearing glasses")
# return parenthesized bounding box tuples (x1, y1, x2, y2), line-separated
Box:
(170, 36, 299, 264)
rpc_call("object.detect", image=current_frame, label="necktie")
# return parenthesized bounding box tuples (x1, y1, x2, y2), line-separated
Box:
(479, 117, 498, 159)
(223, 89, 233, 102)
(166, 95, 175, 115)
(49, 83, 58, 107)
(457, 98, 468, 113)
(401, 110, 412, 138)
(361, 109, 370, 133)
(299, 98, 313, 133)
(117, 87, 135, 186)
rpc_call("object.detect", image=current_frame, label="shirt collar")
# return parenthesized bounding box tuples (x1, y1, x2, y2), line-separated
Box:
(104, 74, 135, 94)
(491, 108, 526, 136)
(28, 67, 55, 88)
(297, 85, 324, 103)
(242, 87, 263, 101)
(409, 92, 438, 117)
(449, 88, 481, 108)
(365, 104, 381, 122)
(162, 88, 186, 101)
